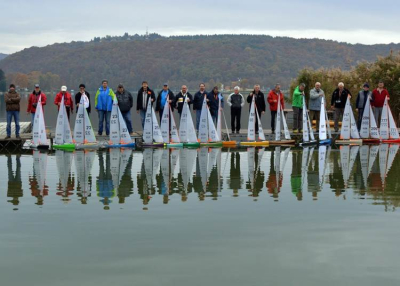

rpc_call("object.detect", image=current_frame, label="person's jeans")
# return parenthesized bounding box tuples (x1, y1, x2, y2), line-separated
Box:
(357, 108, 364, 130)
(309, 110, 320, 131)
(31, 113, 35, 130)
(98, 110, 111, 135)
(292, 107, 303, 130)
(270, 110, 277, 131)
(121, 110, 133, 133)
(196, 109, 202, 131)
(139, 110, 146, 129)
(373, 107, 383, 128)
(334, 108, 344, 131)
(231, 107, 241, 132)
(6, 111, 20, 136)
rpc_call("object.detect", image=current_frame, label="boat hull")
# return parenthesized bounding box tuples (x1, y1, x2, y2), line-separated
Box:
(166, 143, 184, 148)
(336, 139, 363, 145)
(381, 139, 400, 144)
(53, 144, 76, 151)
(108, 142, 136, 148)
(269, 140, 296, 146)
(240, 141, 269, 147)
(183, 142, 200, 148)
(222, 141, 237, 147)
(31, 144, 49, 150)
(75, 143, 100, 150)
(362, 138, 381, 144)
(142, 142, 165, 148)
(319, 139, 332, 145)
(200, 142, 223, 147)
(298, 140, 318, 147)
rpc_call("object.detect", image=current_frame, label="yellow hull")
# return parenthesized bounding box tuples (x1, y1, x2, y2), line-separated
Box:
(240, 141, 269, 147)
(336, 139, 363, 145)
(269, 140, 296, 146)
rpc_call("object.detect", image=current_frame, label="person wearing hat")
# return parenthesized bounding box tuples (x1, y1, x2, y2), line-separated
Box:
(371, 80, 390, 127)
(27, 83, 47, 129)
(175, 85, 193, 117)
(4, 84, 21, 139)
(115, 84, 134, 134)
(155, 83, 175, 120)
(95, 79, 116, 136)
(136, 81, 156, 129)
(54, 85, 74, 121)
(356, 83, 372, 130)
(331, 82, 352, 132)
(75, 84, 91, 114)
(308, 82, 325, 132)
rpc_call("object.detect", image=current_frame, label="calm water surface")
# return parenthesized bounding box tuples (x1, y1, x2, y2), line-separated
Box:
(1, 146, 400, 286)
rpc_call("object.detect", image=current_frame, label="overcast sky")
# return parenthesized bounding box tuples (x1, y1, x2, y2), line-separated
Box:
(1, 0, 399, 54)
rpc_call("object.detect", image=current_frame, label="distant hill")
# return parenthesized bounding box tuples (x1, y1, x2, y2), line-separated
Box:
(0, 53, 7, 61)
(0, 33, 399, 91)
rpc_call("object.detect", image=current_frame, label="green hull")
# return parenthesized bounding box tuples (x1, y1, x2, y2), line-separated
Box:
(200, 142, 223, 147)
(53, 144, 76, 151)
(183, 142, 200, 148)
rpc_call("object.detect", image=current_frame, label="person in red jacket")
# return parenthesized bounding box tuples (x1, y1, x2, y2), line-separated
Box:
(371, 80, 390, 127)
(54, 86, 74, 121)
(27, 84, 47, 129)
(267, 84, 285, 134)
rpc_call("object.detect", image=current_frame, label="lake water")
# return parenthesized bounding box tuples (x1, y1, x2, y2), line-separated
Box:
(1, 145, 400, 286)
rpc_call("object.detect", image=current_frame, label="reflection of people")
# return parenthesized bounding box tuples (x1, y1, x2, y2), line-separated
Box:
(247, 150, 265, 199)
(97, 151, 115, 209)
(266, 151, 282, 200)
(137, 157, 152, 207)
(329, 152, 345, 197)
(229, 152, 242, 197)
(30, 166, 49, 206)
(291, 151, 302, 200)
(55, 172, 75, 203)
(307, 151, 320, 200)
(117, 153, 134, 204)
(7, 154, 23, 207)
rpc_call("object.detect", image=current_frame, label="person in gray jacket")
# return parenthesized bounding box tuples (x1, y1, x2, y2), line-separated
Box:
(308, 82, 325, 131)
(227, 86, 244, 134)
(355, 83, 372, 130)
(115, 84, 134, 134)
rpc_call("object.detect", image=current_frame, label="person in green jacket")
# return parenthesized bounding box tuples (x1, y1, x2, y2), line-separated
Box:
(292, 83, 305, 132)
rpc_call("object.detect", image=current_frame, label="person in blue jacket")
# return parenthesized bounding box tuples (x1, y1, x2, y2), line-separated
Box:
(95, 79, 115, 136)
(207, 86, 224, 124)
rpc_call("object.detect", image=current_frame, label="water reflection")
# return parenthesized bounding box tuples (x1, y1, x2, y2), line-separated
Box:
(3, 144, 400, 211)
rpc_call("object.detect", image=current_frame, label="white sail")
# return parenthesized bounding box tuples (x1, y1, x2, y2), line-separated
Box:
(307, 113, 315, 141)
(256, 107, 266, 141)
(207, 110, 219, 142)
(160, 97, 170, 143)
(186, 109, 198, 143)
(340, 146, 350, 185)
(33, 150, 47, 192)
(360, 97, 371, 138)
(117, 108, 132, 144)
(56, 96, 73, 144)
(368, 145, 379, 176)
(170, 107, 180, 143)
(143, 101, 153, 144)
(340, 97, 351, 140)
(302, 97, 310, 142)
(32, 96, 47, 146)
(247, 97, 256, 141)
(74, 99, 85, 144)
(319, 97, 327, 140)
(282, 110, 291, 140)
(199, 97, 209, 143)
(109, 101, 120, 145)
(379, 144, 389, 185)
(349, 105, 360, 139)
(387, 144, 399, 174)
(359, 145, 369, 187)
(275, 97, 281, 141)
(179, 97, 198, 143)
(380, 97, 389, 139)
(318, 145, 327, 186)
(388, 105, 399, 139)
(152, 108, 164, 143)
(170, 149, 180, 177)
(198, 148, 209, 190)
(369, 105, 380, 139)
(217, 98, 222, 140)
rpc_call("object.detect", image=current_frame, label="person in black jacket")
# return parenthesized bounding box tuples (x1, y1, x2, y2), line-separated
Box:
(155, 83, 175, 120)
(174, 85, 193, 117)
(136, 81, 155, 129)
(207, 86, 224, 125)
(116, 84, 134, 134)
(330, 82, 352, 132)
(75, 84, 91, 114)
(193, 83, 207, 131)
(247, 85, 266, 133)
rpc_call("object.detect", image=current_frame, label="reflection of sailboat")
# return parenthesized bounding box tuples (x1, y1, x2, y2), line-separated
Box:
(270, 95, 295, 145)
(55, 150, 74, 203)
(299, 97, 317, 146)
(108, 99, 135, 148)
(379, 144, 399, 186)
(340, 145, 359, 187)
(109, 148, 133, 194)
(318, 145, 328, 186)
(179, 148, 197, 190)
(199, 96, 222, 147)
(160, 95, 183, 148)
(337, 97, 362, 144)
(360, 96, 380, 144)
(74, 150, 95, 203)
(179, 95, 200, 148)
(319, 97, 332, 145)
(240, 95, 269, 146)
(380, 97, 400, 143)
(143, 98, 165, 148)
(32, 95, 49, 149)
(74, 96, 98, 149)
(54, 96, 75, 150)
(198, 147, 209, 192)
(31, 150, 48, 204)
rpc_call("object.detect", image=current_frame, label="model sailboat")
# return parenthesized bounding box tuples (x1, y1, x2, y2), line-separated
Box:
(270, 94, 295, 145)
(240, 95, 269, 146)
(143, 100, 165, 147)
(179, 94, 199, 148)
(73, 96, 98, 149)
(337, 97, 362, 144)
(360, 96, 380, 144)
(31, 95, 49, 149)
(108, 99, 135, 148)
(160, 95, 182, 148)
(380, 97, 400, 143)
(199, 96, 222, 147)
(318, 97, 332, 145)
(53, 96, 75, 150)
(299, 96, 317, 146)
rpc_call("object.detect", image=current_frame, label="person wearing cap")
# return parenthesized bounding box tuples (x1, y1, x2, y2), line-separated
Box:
(247, 84, 265, 134)
(27, 84, 47, 129)
(175, 85, 193, 117)
(54, 86, 74, 121)
(115, 84, 134, 134)
(75, 84, 91, 114)
(228, 86, 245, 134)
(267, 84, 285, 134)
(193, 83, 208, 132)
(136, 81, 156, 129)
(4, 84, 21, 139)
(331, 82, 352, 132)
(356, 83, 372, 130)
(95, 79, 116, 136)
(292, 83, 305, 133)
(371, 80, 390, 127)
(207, 86, 224, 124)
(309, 82, 325, 132)
(155, 83, 175, 120)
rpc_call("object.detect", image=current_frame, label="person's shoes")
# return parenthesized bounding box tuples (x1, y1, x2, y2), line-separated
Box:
(5, 136, 10, 139)
(106, 133, 110, 136)
(16, 136, 21, 140)
(97, 133, 102, 136)
(272, 130, 275, 134)
(293, 129, 298, 133)
(129, 132, 134, 136)
(236, 131, 240, 134)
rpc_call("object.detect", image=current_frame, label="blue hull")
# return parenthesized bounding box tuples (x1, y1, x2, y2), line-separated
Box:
(108, 142, 136, 148)
(319, 139, 332, 145)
